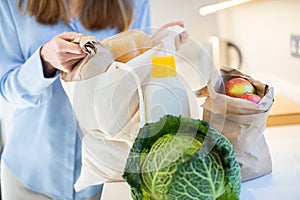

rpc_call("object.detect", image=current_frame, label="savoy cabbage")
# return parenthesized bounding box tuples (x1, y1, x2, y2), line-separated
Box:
(123, 115, 241, 200)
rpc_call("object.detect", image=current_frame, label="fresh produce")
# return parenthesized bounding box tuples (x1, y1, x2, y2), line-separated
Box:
(123, 115, 241, 200)
(239, 93, 261, 104)
(225, 77, 255, 97)
(225, 77, 262, 104)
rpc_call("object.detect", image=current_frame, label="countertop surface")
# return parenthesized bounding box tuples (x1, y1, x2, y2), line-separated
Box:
(101, 125, 300, 200)
(240, 124, 300, 200)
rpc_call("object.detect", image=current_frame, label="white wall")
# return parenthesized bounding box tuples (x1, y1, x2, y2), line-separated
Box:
(149, 0, 223, 89)
(150, 0, 219, 43)
(217, 0, 300, 102)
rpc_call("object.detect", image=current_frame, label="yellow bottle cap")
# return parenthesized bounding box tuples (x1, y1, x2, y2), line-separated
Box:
(152, 55, 177, 78)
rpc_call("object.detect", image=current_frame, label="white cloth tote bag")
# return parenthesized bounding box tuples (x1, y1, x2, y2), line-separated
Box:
(60, 26, 186, 192)
(72, 61, 146, 191)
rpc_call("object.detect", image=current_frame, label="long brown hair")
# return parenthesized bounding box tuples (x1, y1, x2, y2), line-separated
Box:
(18, 0, 134, 32)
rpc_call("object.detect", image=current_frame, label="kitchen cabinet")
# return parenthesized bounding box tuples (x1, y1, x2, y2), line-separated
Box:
(267, 95, 300, 126)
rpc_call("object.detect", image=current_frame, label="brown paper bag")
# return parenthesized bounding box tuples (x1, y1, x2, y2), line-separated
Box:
(195, 66, 274, 181)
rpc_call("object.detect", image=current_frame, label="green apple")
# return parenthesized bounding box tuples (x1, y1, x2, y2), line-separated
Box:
(225, 77, 256, 97)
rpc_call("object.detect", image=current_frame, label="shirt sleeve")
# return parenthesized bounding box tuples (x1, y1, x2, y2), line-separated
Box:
(130, 0, 151, 30)
(0, 0, 58, 109)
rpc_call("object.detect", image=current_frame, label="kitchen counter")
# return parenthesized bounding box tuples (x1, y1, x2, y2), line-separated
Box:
(241, 124, 300, 200)
(101, 124, 300, 200)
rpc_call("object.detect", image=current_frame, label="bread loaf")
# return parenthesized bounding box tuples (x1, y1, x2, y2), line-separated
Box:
(102, 29, 153, 63)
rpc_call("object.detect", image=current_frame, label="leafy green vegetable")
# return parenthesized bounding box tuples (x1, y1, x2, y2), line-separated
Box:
(123, 115, 241, 200)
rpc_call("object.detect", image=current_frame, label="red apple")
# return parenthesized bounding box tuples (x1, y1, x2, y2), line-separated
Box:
(225, 78, 256, 97)
(239, 93, 261, 104)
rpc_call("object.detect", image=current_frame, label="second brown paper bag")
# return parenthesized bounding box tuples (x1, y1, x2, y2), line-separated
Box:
(195, 66, 274, 181)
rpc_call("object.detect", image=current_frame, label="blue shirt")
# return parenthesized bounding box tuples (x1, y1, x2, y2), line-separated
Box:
(0, 0, 150, 199)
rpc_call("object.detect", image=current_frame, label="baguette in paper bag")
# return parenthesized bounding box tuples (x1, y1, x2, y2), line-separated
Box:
(60, 30, 153, 82)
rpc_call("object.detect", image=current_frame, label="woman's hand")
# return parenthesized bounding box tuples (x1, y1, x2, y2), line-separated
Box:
(161, 21, 189, 50)
(40, 32, 86, 77)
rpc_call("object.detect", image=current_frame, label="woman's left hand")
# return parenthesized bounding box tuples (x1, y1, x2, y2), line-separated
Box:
(161, 21, 189, 50)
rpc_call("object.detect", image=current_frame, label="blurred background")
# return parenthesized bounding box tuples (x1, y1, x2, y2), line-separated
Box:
(150, 0, 300, 127)
(150, 0, 300, 98)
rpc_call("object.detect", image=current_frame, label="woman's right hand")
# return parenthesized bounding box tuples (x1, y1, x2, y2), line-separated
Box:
(40, 32, 86, 78)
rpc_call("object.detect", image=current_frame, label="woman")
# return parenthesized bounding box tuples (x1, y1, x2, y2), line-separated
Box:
(0, 0, 150, 199)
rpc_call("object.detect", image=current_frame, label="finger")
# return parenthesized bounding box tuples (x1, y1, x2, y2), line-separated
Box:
(59, 59, 82, 73)
(58, 39, 85, 55)
(62, 51, 87, 62)
(59, 32, 83, 42)
(161, 21, 185, 29)
(175, 36, 181, 51)
(179, 31, 189, 43)
(174, 31, 189, 51)
(55, 51, 85, 66)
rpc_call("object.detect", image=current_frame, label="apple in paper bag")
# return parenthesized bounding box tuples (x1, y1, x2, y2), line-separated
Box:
(239, 93, 261, 104)
(225, 77, 255, 97)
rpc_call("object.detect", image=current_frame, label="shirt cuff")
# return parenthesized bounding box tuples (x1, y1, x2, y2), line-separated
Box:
(19, 47, 59, 93)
